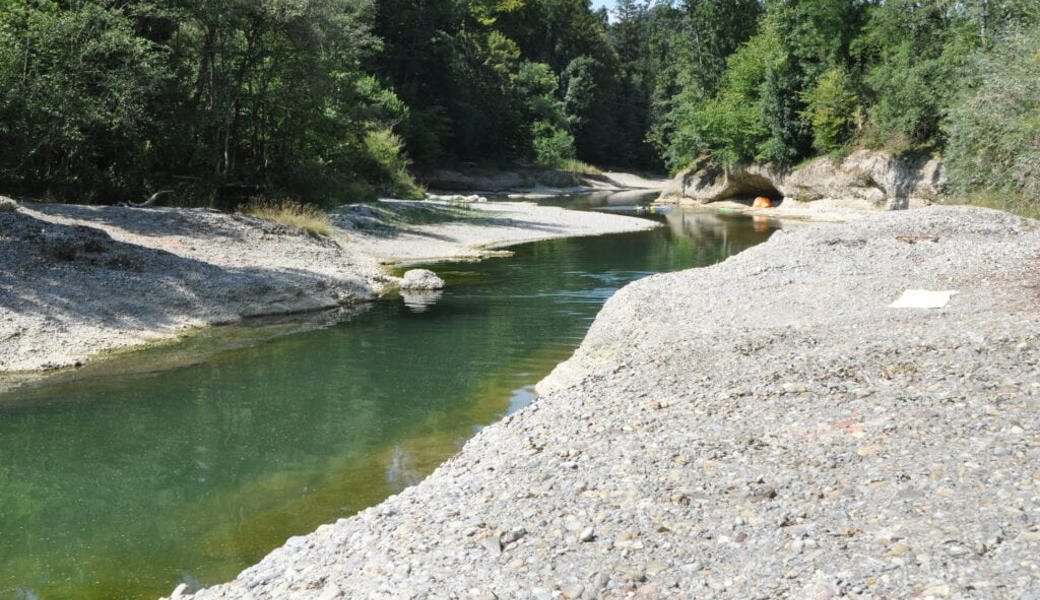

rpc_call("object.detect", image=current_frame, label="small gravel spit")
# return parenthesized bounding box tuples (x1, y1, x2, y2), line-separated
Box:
(178, 206, 1040, 599)
(0, 200, 654, 373)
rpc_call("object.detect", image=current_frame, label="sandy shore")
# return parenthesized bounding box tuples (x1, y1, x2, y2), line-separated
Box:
(0, 200, 657, 374)
(178, 206, 1040, 599)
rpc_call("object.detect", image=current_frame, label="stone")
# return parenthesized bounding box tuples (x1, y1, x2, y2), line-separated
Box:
(400, 269, 445, 291)
(501, 527, 527, 544)
(0, 196, 18, 212)
(483, 536, 503, 557)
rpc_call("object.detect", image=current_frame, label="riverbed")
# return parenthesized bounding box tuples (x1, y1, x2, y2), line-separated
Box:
(0, 199, 778, 599)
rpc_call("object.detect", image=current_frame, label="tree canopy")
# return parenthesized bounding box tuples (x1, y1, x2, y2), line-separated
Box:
(2, 0, 1038, 207)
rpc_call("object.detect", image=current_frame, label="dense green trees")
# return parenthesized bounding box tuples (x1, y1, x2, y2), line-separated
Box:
(1, 0, 1038, 207)
(1, 0, 413, 203)
(944, 26, 1040, 203)
(646, 0, 1040, 208)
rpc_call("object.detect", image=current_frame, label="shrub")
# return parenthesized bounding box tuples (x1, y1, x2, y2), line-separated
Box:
(557, 159, 601, 175)
(532, 121, 577, 168)
(361, 129, 424, 199)
(944, 28, 1040, 208)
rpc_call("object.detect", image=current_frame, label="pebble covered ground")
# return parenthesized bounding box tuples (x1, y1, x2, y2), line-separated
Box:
(181, 206, 1040, 599)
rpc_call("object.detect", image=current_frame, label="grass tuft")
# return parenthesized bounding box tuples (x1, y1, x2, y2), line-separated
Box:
(243, 200, 334, 237)
(948, 191, 1040, 221)
(557, 159, 603, 175)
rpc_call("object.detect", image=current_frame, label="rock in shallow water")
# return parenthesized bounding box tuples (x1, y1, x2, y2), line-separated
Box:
(401, 269, 445, 290)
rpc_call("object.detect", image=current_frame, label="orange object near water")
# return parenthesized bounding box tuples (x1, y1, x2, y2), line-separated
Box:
(752, 196, 774, 209)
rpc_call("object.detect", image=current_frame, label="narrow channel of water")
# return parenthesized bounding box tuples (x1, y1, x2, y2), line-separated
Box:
(0, 200, 779, 599)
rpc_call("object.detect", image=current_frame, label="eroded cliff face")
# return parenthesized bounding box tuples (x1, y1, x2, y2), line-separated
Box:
(663, 150, 946, 209)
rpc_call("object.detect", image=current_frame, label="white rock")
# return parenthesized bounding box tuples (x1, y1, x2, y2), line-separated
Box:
(401, 269, 445, 291)
(0, 196, 18, 212)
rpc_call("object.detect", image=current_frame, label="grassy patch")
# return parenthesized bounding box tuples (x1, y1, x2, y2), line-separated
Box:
(947, 191, 1040, 221)
(557, 159, 602, 175)
(243, 200, 333, 237)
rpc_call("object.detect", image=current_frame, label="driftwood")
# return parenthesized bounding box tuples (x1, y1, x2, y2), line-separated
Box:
(127, 190, 174, 208)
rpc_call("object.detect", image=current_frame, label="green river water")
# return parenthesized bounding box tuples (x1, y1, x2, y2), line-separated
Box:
(0, 199, 778, 599)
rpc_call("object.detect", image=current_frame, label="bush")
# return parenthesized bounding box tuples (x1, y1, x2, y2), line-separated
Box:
(532, 121, 577, 168)
(360, 129, 424, 199)
(944, 27, 1040, 206)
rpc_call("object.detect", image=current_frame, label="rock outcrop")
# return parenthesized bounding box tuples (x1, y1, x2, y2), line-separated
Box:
(664, 150, 946, 209)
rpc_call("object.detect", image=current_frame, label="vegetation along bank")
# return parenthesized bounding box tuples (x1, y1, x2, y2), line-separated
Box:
(2, 1, 1038, 216)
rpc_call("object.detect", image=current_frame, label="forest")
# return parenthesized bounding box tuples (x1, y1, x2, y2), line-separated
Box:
(1, 0, 1038, 207)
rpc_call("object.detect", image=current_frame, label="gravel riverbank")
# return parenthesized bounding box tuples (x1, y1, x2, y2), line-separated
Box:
(0, 200, 657, 374)
(179, 206, 1040, 599)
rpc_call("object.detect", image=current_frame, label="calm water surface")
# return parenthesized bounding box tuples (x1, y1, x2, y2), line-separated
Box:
(0, 199, 779, 599)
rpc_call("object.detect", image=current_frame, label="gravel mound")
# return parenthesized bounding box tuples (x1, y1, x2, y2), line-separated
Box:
(180, 206, 1040, 599)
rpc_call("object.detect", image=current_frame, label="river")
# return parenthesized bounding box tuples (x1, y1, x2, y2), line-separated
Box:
(0, 196, 779, 599)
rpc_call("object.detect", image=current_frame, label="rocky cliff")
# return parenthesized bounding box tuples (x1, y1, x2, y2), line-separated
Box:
(662, 150, 946, 210)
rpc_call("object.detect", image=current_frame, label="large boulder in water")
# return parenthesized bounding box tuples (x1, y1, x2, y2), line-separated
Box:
(400, 269, 445, 291)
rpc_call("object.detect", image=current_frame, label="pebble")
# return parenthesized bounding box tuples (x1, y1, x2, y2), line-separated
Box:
(176, 208, 1040, 600)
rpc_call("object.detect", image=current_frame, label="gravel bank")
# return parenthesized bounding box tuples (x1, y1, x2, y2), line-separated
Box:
(0, 200, 656, 373)
(181, 206, 1040, 599)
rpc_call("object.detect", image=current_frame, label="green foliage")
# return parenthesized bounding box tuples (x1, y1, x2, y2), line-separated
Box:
(944, 27, 1040, 206)
(0, 0, 418, 204)
(657, 0, 869, 168)
(802, 66, 859, 154)
(855, 0, 1037, 149)
(0, 1, 168, 198)
(6, 0, 1040, 206)
(659, 27, 776, 169)
(532, 121, 577, 168)
(857, 0, 964, 149)
(362, 129, 424, 199)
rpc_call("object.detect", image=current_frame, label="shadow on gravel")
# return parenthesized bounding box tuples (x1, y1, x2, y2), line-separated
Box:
(0, 211, 363, 335)
(28, 203, 254, 241)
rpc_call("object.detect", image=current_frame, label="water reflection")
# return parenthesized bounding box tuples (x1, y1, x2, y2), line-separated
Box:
(400, 289, 444, 313)
(386, 446, 422, 491)
(663, 209, 783, 257)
